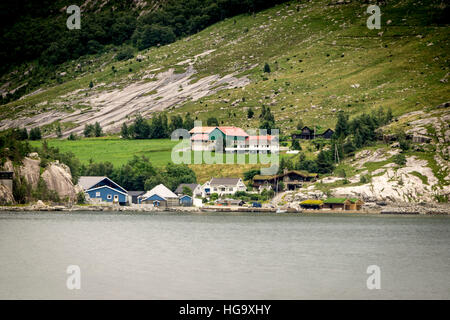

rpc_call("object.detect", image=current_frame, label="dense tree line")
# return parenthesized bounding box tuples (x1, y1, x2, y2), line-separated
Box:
(121, 113, 195, 139)
(281, 107, 394, 175)
(83, 122, 103, 138)
(80, 155, 197, 192)
(0, 130, 31, 165)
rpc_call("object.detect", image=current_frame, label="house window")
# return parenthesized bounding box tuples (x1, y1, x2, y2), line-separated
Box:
(107, 194, 112, 200)
(96, 192, 100, 197)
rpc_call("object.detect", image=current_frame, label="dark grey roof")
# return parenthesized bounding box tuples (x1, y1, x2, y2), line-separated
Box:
(78, 176, 107, 190)
(128, 191, 145, 196)
(210, 177, 240, 186)
(175, 183, 200, 194)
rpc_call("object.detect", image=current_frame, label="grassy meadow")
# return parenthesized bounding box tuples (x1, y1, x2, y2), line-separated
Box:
(30, 137, 297, 182)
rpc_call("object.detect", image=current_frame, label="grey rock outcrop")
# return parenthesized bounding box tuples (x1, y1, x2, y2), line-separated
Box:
(0, 184, 14, 204)
(41, 161, 81, 202)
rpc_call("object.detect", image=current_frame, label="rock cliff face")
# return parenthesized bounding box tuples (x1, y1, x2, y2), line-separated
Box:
(41, 161, 81, 202)
(18, 157, 41, 188)
(0, 185, 14, 204)
(1, 155, 81, 204)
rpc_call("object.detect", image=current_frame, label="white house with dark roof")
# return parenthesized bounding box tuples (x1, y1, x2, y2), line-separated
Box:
(201, 177, 246, 196)
(174, 183, 202, 197)
(140, 184, 179, 207)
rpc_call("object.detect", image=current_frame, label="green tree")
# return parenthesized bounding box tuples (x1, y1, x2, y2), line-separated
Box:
(121, 122, 129, 139)
(89, 81, 94, 89)
(259, 106, 275, 132)
(56, 123, 62, 138)
(334, 111, 349, 138)
(247, 108, 254, 119)
(243, 169, 260, 181)
(207, 117, 219, 126)
(210, 193, 219, 201)
(183, 113, 195, 131)
(385, 108, 393, 124)
(182, 186, 193, 196)
(19, 128, 28, 140)
(291, 139, 301, 150)
(83, 124, 95, 137)
(29, 127, 42, 140)
(169, 115, 184, 133)
(116, 46, 134, 61)
(393, 153, 406, 166)
(94, 122, 103, 137)
(132, 24, 176, 50)
(263, 62, 271, 73)
(134, 114, 150, 139)
(315, 150, 334, 174)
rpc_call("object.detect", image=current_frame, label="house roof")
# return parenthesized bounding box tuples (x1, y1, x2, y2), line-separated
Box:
(78, 176, 127, 193)
(210, 177, 241, 186)
(86, 185, 128, 196)
(175, 183, 200, 194)
(78, 176, 107, 190)
(323, 198, 350, 204)
(253, 170, 318, 181)
(190, 134, 210, 141)
(128, 191, 145, 197)
(217, 126, 248, 137)
(189, 126, 215, 134)
(142, 184, 178, 200)
(292, 127, 333, 135)
(300, 199, 323, 205)
(246, 135, 274, 142)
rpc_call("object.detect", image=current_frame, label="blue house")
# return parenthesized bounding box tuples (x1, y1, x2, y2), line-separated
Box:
(179, 195, 193, 207)
(79, 176, 128, 205)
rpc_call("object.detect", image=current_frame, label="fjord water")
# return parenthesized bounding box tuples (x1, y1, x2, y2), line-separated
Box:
(0, 211, 449, 299)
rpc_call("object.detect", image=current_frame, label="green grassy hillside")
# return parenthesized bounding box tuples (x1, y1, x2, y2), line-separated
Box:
(1, 0, 448, 135)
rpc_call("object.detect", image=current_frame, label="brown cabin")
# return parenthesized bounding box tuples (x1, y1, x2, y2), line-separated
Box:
(292, 126, 334, 140)
(253, 169, 318, 191)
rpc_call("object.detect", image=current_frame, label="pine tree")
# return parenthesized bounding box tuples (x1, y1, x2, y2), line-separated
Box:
(56, 123, 62, 138)
(291, 139, 301, 150)
(247, 108, 254, 119)
(183, 113, 194, 131)
(334, 111, 349, 138)
(263, 62, 271, 73)
(121, 123, 129, 139)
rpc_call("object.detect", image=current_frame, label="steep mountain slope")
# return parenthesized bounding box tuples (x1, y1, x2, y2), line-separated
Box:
(1, 0, 448, 137)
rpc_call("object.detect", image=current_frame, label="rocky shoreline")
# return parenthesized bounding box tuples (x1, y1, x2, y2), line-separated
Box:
(0, 201, 448, 215)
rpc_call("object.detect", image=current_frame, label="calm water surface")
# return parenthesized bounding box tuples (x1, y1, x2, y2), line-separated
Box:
(0, 211, 449, 299)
